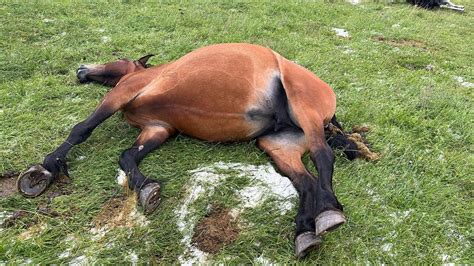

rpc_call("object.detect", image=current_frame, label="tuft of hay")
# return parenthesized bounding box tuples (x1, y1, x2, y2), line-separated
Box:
(347, 133, 380, 161)
(326, 123, 380, 161)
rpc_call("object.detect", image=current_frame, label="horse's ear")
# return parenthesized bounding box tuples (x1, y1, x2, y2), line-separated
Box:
(136, 54, 154, 67)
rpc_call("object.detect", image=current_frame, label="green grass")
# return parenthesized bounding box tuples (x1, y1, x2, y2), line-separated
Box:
(1, 1, 473, 264)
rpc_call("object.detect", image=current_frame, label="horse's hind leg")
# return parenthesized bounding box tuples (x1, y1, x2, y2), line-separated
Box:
(118, 126, 174, 214)
(257, 129, 320, 259)
(18, 83, 143, 197)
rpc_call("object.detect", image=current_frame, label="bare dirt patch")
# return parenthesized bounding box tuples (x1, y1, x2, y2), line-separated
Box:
(191, 205, 239, 254)
(93, 192, 148, 230)
(0, 170, 19, 197)
(373, 36, 427, 49)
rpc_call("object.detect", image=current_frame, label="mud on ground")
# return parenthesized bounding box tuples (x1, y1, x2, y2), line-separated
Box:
(93, 192, 148, 231)
(372, 35, 427, 49)
(0, 170, 19, 197)
(192, 205, 239, 254)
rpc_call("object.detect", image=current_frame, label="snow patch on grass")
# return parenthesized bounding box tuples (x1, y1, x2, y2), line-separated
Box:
(389, 209, 413, 224)
(255, 254, 275, 265)
(90, 226, 109, 241)
(128, 251, 138, 266)
(332, 28, 350, 38)
(176, 162, 297, 265)
(69, 255, 88, 266)
(116, 169, 127, 186)
(454, 76, 474, 88)
(382, 243, 393, 252)
(101, 36, 110, 43)
(0, 211, 11, 228)
(58, 234, 77, 259)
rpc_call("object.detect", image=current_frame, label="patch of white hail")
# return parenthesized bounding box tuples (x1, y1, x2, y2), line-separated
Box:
(69, 255, 88, 266)
(101, 36, 110, 43)
(176, 165, 222, 265)
(176, 162, 297, 265)
(90, 227, 108, 241)
(441, 254, 451, 262)
(454, 76, 474, 88)
(255, 254, 275, 265)
(116, 169, 127, 186)
(381, 243, 393, 252)
(0, 211, 11, 231)
(388, 209, 413, 224)
(366, 188, 382, 203)
(332, 28, 350, 38)
(129, 251, 138, 266)
(223, 163, 297, 214)
(58, 234, 77, 259)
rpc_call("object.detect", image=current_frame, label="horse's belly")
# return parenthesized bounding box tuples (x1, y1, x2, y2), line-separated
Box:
(124, 106, 272, 142)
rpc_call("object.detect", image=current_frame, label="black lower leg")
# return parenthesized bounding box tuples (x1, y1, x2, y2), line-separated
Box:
(119, 139, 161, 192)
(42, 108, 114, 177)
(293, 176, 319, 236)
(310, 145, 343, 214)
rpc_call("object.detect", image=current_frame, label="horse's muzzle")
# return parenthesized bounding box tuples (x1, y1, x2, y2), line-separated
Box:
(77, 65, 91, 83)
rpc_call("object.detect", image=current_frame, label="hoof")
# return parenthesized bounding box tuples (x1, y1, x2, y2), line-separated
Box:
(139, 183, 161, 215)
(17, 165, 53, 198)
(295, 232, 321, 259)
(315, 210, 346, 236)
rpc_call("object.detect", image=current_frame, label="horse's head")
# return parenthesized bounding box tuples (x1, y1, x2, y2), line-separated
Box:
(76, 54, 154, 86)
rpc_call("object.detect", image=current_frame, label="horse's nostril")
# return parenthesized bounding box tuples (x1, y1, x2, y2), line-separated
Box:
(77, 68, 86, 75)
(77, 69, 90, 83)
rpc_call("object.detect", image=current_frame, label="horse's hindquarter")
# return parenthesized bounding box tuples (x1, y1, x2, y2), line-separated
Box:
(275, 54, 336, 127)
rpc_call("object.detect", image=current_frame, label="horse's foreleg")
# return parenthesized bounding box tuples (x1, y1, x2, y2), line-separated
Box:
(257, 129, 320, 259)
(18, 84, 142, 197)
(118, 126, 174, 214)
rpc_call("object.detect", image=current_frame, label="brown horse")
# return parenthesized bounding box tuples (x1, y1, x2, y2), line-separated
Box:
(18, 43, 369, 258)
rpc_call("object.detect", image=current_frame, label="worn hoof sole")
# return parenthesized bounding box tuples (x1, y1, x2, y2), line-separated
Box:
(295, 232, 322, 259)
(139, 183, 161, 215)
(17, 165, 53, 198)
(315, 210, 346, 236)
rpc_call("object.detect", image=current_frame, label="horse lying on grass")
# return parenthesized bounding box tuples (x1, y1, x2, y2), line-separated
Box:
(406, 0, 464, 11)
(18, 43, 377, 259)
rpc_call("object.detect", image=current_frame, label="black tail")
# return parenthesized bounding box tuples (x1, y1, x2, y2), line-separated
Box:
(325, 116, 359, 160)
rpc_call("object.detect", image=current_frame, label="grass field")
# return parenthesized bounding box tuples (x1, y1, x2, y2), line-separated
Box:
(0, 1, 473, 264)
